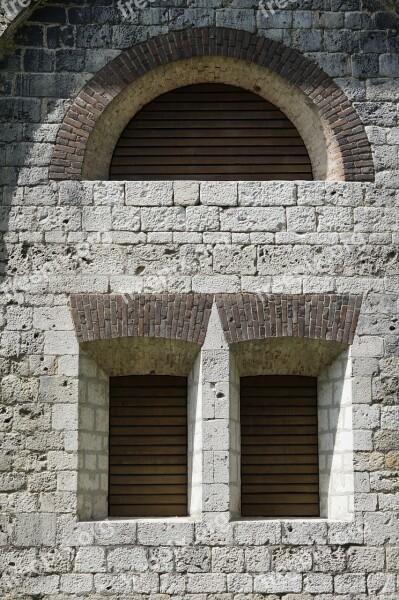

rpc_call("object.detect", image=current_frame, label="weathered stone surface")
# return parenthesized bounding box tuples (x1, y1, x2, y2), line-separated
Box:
(0, 3, 398, 597)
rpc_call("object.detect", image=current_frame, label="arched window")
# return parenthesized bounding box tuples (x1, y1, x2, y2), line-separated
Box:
(110, 84, 313, 181)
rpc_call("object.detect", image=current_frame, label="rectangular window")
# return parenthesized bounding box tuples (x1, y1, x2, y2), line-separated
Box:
(240, 375, 319, 518)
(109, 375, 188, 517)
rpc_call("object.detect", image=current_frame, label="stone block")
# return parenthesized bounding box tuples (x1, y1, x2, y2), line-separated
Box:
(221, 207, 286, 232)
(202, 483, 229, 512)
(126, 181, 173, 206)
(313, 546, 346, 572)
(282, 522, 327, 545)
(160, 573, 186, 594)
(174, 181, 200, 206)
(52, 403, 78, 431)
(238, 181, 297, 206)
(82, 207, 112, 232)
(234, 521, 281, 545)
(213, 244, 256, 275)
(137, 523, 194, 546)
(107, 547, 148, 572)
(212, 547, 245, 573)
(347, 547, 385, 572)
(148, 547, 174, 572)
(254, 573, 302, 593)
(14, 513, 56, 547)
(186, 206, 219, 231)
(245, 547, 271, 572)
(112, 207, 140, 231)
(141, 207, 185, 231)
(94, 573, 132, 594)
(201, 182, 238, 207)
(187, 573, 226, 593)
(334, 573, 366, 593)
(304, 573, 333, 593)
(272, 547, 312, 572)
(93, 181, 124, 205)
(175, 547, 211, 573)
(287, 207, 316, 233)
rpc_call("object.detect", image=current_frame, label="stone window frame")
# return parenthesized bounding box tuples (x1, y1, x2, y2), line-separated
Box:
(70, 292, 364, 526)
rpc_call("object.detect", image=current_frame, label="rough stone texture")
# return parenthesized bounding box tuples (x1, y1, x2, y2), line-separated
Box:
(1, 1, 399, 599)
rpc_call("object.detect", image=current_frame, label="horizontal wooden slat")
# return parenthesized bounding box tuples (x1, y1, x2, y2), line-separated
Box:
(127, 120, 297, 129)
(112, 174, 312, 181)
(242, 435, 318, 445)
(243, 484, 319, 493)
(114, 146, 310, 156)
(110, 416, 187, 426)
(241, 375, 316, 386)
(109, 494, 187, 504)
(241, 426, 317, 435)
(242, 494, 319, 504)
(139, 110, 292, 120)
(241, 387, 317, 397)
(110, 407, 186, 417)
(110, 165, 313, 175)
(118, 133, 304, 143)
(242, 455, 318, 465)
(242, 474, 318, 484)
(110, 83, 313, 181)
(110, 387, 186, 396)
(109, 446, 187, 455)
(241, 406, 317, 416)
(109, 455, 187, 466)
(110, 426, 187, 435)
(110, 475, 187, 484)
(109, 506, 188, 517)
(109, 374, 187, 518)
(110, 375, 186, 385)
(241, 416, 317, 425)
(110, 484, 187, 495)
(241, 374, 319, 518)
(242, 505, 320, 517)
(112, 156, 311, 166)
(241, 446, 318, 455)
(110, 435, 187, 445)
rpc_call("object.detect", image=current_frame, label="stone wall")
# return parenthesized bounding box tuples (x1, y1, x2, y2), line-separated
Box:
(1, 1, 399, 598)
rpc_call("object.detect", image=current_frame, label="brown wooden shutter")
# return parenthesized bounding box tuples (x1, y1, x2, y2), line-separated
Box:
(109, 375, 187, 517)
(110, 83, 313, 181)
(241, 375, 319, 518)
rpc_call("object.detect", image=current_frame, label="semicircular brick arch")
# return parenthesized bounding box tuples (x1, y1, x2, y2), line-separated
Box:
(50, 27, 374, 183)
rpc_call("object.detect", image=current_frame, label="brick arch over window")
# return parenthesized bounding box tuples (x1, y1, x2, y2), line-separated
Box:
(215, 293, 362, 345)
(49, 28, 374, 183)
(70, 293, 214, 345)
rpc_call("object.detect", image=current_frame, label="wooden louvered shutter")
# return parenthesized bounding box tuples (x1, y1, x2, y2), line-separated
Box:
(109, 375, 187, 517)
(241, 375, 319, 518)
(110, 83, 313, 181)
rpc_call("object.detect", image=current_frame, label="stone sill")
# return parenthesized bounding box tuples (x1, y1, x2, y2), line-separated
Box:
(233, 517, 354, 523)
(101, 516, 196, 523)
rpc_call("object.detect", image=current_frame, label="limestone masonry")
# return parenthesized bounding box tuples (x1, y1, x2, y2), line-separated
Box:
(0, 1, 399, 599)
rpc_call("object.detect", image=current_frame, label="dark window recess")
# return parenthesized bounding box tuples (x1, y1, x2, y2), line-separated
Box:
(241, 375, 319, 518)
(109, 375, 188, 517)
(110, 83, 313, 181)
